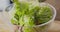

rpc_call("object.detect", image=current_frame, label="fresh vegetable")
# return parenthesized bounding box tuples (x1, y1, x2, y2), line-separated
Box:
(11, 0, 52, 32)
(35, 6, 52, 25)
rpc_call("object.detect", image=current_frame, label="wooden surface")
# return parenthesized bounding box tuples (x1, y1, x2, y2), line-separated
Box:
(48, 21, 60, 32)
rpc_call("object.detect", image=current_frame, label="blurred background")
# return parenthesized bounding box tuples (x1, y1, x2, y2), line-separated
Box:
(0, 0, 60, 32)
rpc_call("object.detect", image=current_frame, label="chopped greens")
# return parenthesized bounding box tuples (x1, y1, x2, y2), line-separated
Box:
(35, 6, 52, 25)
(11, 0, 52, 32)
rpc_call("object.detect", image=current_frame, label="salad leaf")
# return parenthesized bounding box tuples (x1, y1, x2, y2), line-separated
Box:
(35, 6, 52, 24)
(11, 0, 52, 32)
(23, 26, 36, 32)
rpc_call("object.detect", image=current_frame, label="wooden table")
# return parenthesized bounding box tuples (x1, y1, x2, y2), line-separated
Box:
(48, 21, 60, 32)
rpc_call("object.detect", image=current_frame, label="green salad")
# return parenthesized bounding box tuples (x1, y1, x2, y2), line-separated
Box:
(11, 0, 52, 32)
